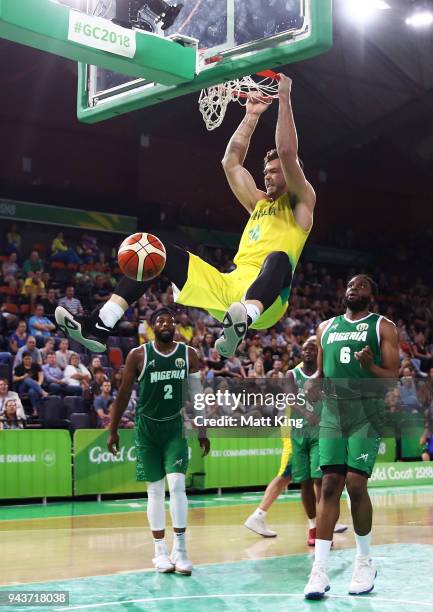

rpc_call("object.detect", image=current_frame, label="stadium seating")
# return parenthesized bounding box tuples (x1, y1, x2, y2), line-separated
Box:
(69, 412, 93, 430)
(63, 396, 86, 417)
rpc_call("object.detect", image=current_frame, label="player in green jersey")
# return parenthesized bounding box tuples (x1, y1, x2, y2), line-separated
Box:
(244, 337, 346, 544)
(304, 275, 399, 600)
(108, 308, 210, 576)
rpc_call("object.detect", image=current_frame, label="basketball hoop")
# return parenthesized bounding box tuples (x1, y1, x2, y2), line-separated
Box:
(199, 70, 280, 131)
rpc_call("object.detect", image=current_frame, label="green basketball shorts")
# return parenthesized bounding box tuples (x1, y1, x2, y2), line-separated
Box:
(319, 397, 384, 477)
(135, 415, 189, 483)
(291, 435, 322, 483)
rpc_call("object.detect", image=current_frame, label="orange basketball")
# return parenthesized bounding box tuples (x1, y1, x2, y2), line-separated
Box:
(117, 233, 166, 281)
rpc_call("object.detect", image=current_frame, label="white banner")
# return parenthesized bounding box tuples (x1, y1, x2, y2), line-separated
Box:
(68, 10, 136, 59)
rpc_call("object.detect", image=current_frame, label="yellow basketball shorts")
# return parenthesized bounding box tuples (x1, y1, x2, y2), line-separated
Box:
(277, 436, 293, 478)
(173, 253, 290, 330)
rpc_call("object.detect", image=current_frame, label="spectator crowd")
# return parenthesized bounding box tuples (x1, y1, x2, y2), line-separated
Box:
(0, 223, 432, 462)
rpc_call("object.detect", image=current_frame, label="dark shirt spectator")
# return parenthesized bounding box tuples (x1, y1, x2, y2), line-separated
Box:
(205, 349, 227, 381)
(40, 337, 56, 362)
(92, 275, 111, 306)
(262, 348, 275, 374)
(79, 234, 98, 263)
(13, 352, 46, 412)
(89, 368, 108, 399)
(89, 356, 103, 378)
(40, 288, 58, 318)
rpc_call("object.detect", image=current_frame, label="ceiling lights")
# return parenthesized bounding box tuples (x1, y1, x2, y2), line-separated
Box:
(406, 1, 433, 27)
(344, 0, 391, 23)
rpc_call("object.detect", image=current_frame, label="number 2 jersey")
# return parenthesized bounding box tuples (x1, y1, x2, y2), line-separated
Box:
(136, 342, 189, 421)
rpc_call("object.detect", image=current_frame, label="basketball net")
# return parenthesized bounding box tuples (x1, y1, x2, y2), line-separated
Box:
(199, 70, 280, 131)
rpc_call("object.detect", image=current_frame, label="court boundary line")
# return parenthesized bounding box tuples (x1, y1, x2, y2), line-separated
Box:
(55, 592, 433, 610)
(1, 484, 433, 523)
(2, 542, 432, 589)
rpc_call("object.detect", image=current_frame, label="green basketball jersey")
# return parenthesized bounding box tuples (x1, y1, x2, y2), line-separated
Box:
(321, 313, 383, 379)
(292, 364, 312, 393)
(292, 364, 320, 438)
(136, 342, 189, 421)
(321, 312, 384, 401)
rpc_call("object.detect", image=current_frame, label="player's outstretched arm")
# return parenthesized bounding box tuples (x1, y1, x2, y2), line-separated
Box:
(222, 98, 269, 213)
(107, 348, 140, 454)
(314, 323, 326, 379)
(275, 74, 316, 232)
(188, 347, 210, 456)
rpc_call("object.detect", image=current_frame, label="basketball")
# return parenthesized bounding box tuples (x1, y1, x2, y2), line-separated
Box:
(117, 233, 166, 281)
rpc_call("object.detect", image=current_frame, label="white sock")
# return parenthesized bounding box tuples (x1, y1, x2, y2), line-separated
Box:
(254, 507, 266, 518)
(146, 479, 166, 532)
(173, 531, 186, 552)
(308, 517, 316, 529)
(243, 302, 261, 324)
(99, 300, 126, 328)
(314, 539, 332, 566)
(167, 473, 188, 529)
(355, 532, 371, 558)
(154, 538, 168, 556)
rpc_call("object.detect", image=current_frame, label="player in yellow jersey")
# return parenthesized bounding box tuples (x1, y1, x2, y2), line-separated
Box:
(56, 74, 316, 357)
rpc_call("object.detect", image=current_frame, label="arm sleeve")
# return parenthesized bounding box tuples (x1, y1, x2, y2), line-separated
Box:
(42, 366, 52, 383)
(188, 372, 203, 415)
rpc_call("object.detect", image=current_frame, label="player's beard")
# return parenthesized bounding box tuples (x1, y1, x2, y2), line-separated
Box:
(155, 329, 175, 344)
(343, 295, 370, 313)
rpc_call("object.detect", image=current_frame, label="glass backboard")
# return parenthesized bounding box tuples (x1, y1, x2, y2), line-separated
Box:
(77, 0, 332, 122)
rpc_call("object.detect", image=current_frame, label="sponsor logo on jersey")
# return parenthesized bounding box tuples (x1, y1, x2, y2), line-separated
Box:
(330, 323, 339, 331)
(326, 331, 368, 344)
(356, 453, 369, 462)
(147, 360, 155, 368)
(175, 358, 185, 368)
(248, 224, 261, 242)
(356, 323, 369, 332)
(150, 370, 186, 383)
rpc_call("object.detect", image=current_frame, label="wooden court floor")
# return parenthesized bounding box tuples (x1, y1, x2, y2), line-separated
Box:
(0, 486, 432, 610)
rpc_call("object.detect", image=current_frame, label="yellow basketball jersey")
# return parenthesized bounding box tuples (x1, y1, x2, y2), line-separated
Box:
(233, 193, 311, 271)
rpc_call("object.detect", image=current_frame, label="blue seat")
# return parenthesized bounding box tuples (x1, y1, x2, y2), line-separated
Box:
(63, 396, 86, 416)
(69, 412, 93, 430)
